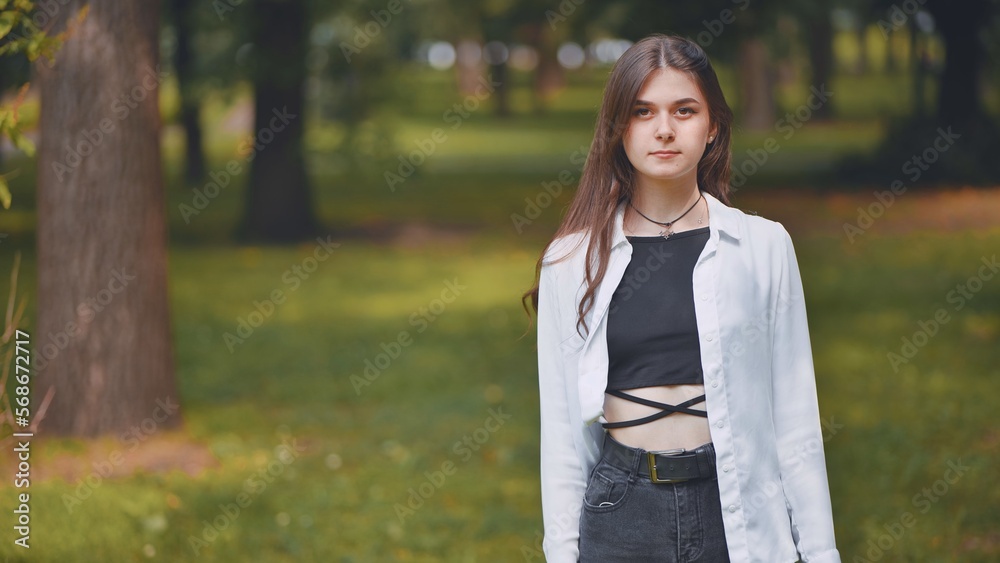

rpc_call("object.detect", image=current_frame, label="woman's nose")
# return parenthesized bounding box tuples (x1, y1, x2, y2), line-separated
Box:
(655, 116, 674, 140)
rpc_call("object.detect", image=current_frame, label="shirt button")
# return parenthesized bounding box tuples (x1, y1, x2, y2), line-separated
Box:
(716, 420, 725, 428)
(728, 504, 738, 513)
(700, 294, 708, 301)
(711, 380, 719, 388)
(722, 464, 731, 472)
(705, 334, 714, 342)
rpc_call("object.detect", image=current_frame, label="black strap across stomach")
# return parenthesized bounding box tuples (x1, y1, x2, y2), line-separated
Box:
(601, 389, 708, 429)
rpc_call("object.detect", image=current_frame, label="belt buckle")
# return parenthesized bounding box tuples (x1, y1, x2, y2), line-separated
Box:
(646, 448, 689, 483)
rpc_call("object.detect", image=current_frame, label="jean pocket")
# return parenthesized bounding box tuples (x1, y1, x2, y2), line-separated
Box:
(582, 460, 631, 512)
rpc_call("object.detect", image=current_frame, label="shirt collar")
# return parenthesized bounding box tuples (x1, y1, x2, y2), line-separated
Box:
(612, 189, 742, 248)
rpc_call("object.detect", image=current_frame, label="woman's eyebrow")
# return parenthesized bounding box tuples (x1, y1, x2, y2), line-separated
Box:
(634, 97, 701, 106)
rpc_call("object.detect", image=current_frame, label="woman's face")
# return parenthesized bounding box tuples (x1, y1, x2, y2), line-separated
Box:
(622, 67, 716, 188)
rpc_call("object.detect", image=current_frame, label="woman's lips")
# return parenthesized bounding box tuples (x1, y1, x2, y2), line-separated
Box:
(650, 150, 680, 158)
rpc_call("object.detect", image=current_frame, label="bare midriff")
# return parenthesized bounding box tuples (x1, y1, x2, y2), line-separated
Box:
(603, 383, 712, 451)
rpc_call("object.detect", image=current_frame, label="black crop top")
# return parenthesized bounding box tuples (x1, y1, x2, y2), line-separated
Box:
(602, 226, 711, 429)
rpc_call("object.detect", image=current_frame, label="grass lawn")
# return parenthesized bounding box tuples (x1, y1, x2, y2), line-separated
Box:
(1, 64, 998, 562)
(2, 205, 998, 562)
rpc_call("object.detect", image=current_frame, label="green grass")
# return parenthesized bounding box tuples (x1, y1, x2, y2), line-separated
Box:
(2, 221, 998, 562)
(1, 63, 998, 562)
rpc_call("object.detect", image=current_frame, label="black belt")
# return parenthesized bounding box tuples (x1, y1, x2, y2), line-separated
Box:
(602, 432, 717, 484)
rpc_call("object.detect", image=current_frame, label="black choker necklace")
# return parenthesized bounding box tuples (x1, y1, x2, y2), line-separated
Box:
(628, 192, 705, 239)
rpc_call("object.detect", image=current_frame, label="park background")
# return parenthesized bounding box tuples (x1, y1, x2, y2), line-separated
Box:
(0, 0, 999, 561)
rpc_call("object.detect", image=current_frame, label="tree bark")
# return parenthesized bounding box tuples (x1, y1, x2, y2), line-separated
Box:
(236, 0, 319, 243)
(35, 0, 181, 437)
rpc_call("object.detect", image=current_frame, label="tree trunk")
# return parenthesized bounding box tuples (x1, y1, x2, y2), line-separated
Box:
(805, 8, 834, 119)
(455, 38, 485, 96)
(172, 0, 206, 184)
(0, 70, 5, 168)
(928, 0, 988, 127)
(911, 21, 927, 118)
(236, 0, 319, 243)
(489, 60, 510, 117)
(736, 36, 775, 131)
(525, 22, 563, 115)
(35, 0, 181, 437)
(855, 24, 868, 74)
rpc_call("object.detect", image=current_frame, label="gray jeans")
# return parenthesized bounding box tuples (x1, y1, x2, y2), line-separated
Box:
(578, 432, 732, 562)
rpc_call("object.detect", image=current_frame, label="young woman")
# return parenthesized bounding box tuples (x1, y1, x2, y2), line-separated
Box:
(523, 34, 841, 562)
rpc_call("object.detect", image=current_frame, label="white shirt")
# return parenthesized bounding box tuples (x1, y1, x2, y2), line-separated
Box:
(536, 190, 841, 563)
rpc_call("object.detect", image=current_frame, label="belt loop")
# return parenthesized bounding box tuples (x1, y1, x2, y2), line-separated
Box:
(630, 438, 643, 479)
(699, 442, 715, 478)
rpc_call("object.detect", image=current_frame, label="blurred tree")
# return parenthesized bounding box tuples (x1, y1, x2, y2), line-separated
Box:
(35, 0, 182, 436)
(0, 36, 31, 171)
(611, 0, 784, 130)
(924, 0, 992, 128)
(736, 26, 777, 130)
(0, 51, 29, 172)
(841, 0, 1000, 185)
(423, 0, 567, 117)
(421, 0, 488, 97)
(798, 0, 835, 119)
(167, 0, 206, 184)
(525, 21, 563, 113)
(0, 0, 69, 206)
(236, 0, 320, 242)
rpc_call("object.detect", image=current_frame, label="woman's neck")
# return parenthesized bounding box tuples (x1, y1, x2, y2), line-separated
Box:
(625, 184, 706, 236)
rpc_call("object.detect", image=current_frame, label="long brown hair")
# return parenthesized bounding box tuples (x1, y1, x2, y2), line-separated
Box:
(521, 33, 735, 340)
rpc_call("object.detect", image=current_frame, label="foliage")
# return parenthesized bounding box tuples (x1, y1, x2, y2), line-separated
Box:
(0, 0, 87, 208)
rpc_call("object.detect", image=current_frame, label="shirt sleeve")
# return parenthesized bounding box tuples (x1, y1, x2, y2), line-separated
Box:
(770, 223, 842, 563)
(537, 261, 586, 563)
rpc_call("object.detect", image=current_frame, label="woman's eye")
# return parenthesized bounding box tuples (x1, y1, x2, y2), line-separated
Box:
(634, 108, 651, 117)
(677, 107, 695, 116)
